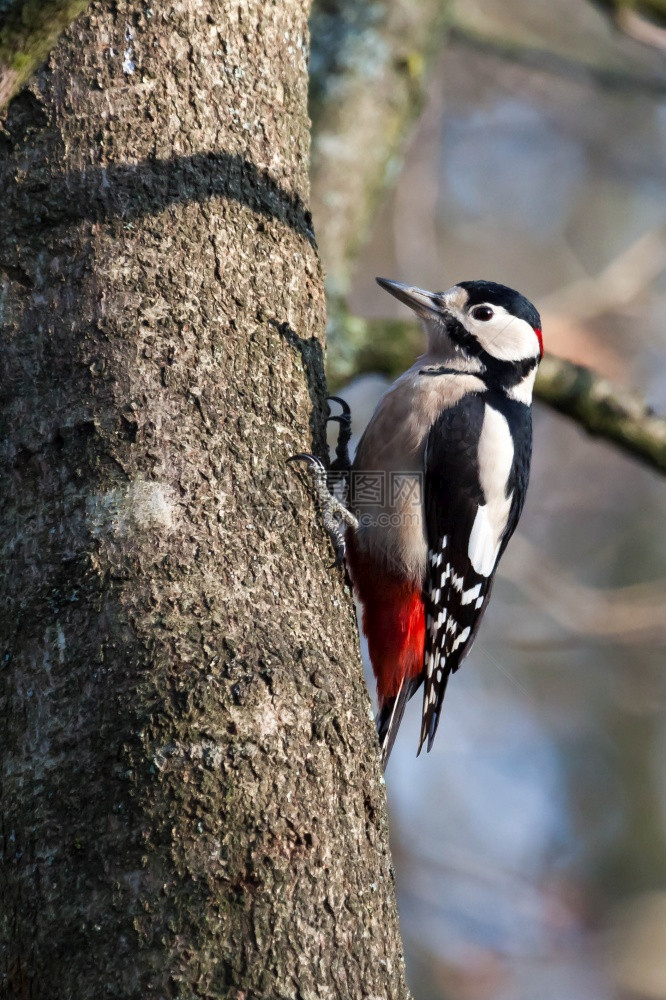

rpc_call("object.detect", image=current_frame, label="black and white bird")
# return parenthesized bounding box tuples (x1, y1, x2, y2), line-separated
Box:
(294, 278, 543, 766)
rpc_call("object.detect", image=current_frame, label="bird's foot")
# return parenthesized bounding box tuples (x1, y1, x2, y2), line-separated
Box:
(289, 396, 356, 565)
(288, 452, 358, 566)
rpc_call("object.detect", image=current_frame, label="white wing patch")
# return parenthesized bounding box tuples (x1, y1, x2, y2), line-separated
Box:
(467, 404, 514, 577)
(468, 506, 500, 576)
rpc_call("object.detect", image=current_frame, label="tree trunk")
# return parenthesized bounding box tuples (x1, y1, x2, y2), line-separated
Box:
(0, 3, 409, 997)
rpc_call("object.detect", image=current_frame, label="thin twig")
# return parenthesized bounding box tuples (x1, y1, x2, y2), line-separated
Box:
(615, 7, 666, 52)
(449, 23, 666, 98)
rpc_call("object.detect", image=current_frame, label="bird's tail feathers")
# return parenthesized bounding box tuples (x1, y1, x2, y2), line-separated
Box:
(377, 675, 422, 769)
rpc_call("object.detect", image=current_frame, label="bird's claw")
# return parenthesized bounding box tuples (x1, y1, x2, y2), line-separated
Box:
(287, 453, 325, 470)
(327, 395, 351, 418)
(288, 447, 357, 567)
(326, 395, 352, 472)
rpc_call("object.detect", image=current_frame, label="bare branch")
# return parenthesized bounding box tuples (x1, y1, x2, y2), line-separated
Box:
(0, 0, 91, 111)
(540, 231, 666, 321)
(615, 6, 666, 51)
(591, 0, 666, 52)
(448, 22, 666, 98)
(534, 354, 666, 474)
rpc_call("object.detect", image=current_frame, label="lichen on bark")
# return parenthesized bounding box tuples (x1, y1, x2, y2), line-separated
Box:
(0, 2, 410, 997)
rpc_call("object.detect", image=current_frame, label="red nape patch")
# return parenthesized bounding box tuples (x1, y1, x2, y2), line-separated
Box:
(535, 327, 544, 358)
(346, 535, 425, 703)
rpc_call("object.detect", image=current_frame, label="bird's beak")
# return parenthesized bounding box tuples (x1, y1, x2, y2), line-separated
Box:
(375, 277, 444, 317)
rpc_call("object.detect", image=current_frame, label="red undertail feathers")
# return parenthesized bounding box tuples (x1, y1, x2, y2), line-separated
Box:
(346, 535, 425, 765)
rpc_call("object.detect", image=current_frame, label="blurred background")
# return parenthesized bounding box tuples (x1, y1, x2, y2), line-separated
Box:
(310, 0, 666, 997)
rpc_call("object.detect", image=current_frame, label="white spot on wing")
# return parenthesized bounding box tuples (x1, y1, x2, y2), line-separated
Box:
(462, 583, 482, 605)
(451, 626, 471, 652)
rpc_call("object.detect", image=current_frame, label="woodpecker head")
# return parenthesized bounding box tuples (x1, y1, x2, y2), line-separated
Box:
(376, 277, 543, 367)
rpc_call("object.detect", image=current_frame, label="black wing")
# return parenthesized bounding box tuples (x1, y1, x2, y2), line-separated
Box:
(419, 392, 532, 754)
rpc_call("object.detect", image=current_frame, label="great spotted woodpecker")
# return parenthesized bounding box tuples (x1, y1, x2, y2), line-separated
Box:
(293, 278, 543, 766)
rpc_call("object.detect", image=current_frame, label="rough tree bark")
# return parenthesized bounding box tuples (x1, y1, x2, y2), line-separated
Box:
(0, 2, 410, 998)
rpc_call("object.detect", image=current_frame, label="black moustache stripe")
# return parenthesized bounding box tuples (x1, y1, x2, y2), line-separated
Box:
(444, 317, 538, 388)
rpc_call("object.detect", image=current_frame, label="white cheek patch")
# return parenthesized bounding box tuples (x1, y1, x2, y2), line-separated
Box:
(472, 306, 539, 362)
(468, 404, 514, 576)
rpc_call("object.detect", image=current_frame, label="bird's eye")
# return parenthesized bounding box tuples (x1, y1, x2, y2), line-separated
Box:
(471, 306, 494, 321)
